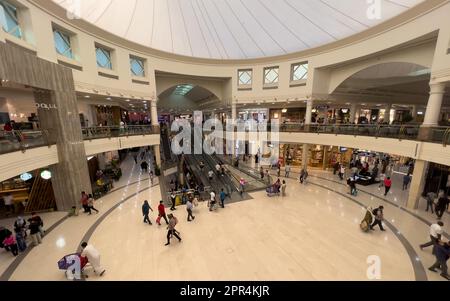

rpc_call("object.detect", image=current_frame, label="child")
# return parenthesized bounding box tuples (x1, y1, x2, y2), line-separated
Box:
(3, 233, 18, 256)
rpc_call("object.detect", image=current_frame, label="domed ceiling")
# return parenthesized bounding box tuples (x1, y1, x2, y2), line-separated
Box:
(53, 0, 424, 59)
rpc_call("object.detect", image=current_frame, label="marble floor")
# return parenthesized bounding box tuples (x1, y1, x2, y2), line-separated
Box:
(0, 154, 448, 281)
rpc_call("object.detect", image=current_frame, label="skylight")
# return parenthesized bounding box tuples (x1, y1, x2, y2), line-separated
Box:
(172, 84, 194, 96)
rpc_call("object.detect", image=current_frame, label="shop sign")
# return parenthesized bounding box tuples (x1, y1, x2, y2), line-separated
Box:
(35, 103, 58, 110)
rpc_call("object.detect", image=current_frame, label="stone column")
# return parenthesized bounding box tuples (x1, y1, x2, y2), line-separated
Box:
(304, 99, 314, 131)
(411, 105, 417, 121)
(34, 89, 91, 212)
(419, 83, 446, 140)
(232, 102, 237, 122)
(385, 104, 392, 124)
(322, 146, 329, 170)
(153, 145, 161, 166)
(302, 144, 309, 170)
(406, 160, 428, 210)
(349, 103, 357, 123)
(151, 99, 158, 126)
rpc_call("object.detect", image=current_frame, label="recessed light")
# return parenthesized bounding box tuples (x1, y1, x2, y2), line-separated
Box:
(84, 95, 90, 98)
(106, 97, 112, 100)
(126, 99, 130, 102)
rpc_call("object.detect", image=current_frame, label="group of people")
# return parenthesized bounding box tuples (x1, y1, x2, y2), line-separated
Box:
(0, 212, 45, 257)
(140, 199, 183, 246)
(425, 191, 450, 219)
(80, 191, 99, 215)
(420, 221, 450, 280)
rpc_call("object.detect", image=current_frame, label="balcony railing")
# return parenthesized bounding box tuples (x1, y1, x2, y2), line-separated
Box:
(0, 125, 160, 155)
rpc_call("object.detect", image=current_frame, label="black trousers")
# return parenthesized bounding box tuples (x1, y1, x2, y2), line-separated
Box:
(187, 209, 194, 221)
(430, 259, 448, 276)
(221, 199, 225, 208)
(170, 199, 176, 210)
(384, 186, 391, 196)
(9, 244, 18, 256)
(159, 214, 169, 225)
(436, 207, 446, 219)
(420, 235, 439, 249)
(370, 219, 384, 230)
(426, 200, 435, 213)
(143, 213, 151, 224)
(89, 206, 99, 213)
(167, 229, 181, 243)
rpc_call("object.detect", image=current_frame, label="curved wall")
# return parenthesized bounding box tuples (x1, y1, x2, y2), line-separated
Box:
(0, 0, 447, 105)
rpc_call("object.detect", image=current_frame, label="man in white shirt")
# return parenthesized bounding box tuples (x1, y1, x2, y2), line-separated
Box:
(209, 191, 216, 211)
(80, 242, 105, 276)
(208, 170, 214, 180)
(420, 221, 444, 250)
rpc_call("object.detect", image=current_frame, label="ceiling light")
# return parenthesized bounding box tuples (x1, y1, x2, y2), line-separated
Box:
(126, 99, 130, 102)
(106, 97, 112, 100)
(282, 109, 287, 113)
(84, 95, 90, 98)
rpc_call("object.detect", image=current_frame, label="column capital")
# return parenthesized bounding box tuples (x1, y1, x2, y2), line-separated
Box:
(429, 82, 446, 95)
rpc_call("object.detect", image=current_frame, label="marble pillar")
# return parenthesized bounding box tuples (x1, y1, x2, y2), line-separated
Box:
(419, 83, 446, 140)
(323, 147, 329, 170)
(34, 90, 91, 212)
(302, 144, 309, 170)
(406, 160, 428, 210)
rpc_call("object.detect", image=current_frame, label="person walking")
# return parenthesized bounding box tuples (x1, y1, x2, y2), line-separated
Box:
(428, 240, 450, 280)
(285, 165, 291, 178)
(436, 194, 449, 220)
(28, 215, 42, 246)
(186, 199, 195, 222)
(219, 188, 226, 208)
(142, 200, 153, 225)
(209, 190, 217, 211)
(157, 200, 169, 225)
(420, 221, 444, 250)
(402, 174, 411, 190)
(80, 242, 106, 276)
(277, 166, 281, 178)
(281, 180, 287, 197)
(208, 170, 214, 181)
(170, 190, 177, 211)
(383, 177, 392, 196)
(14, 216, 27, 238)
(426, 191, 437, 213)
(87, 194, 99, 214)
(140, 161, 148, 173)
(239, 178, 245, 197)
(29, 212, 45, 237)
(149, 171, 154, 185)
(339, 165, 345, 181)
(260, 166, 264, 179)
(370, 206, 385, 231)
(165, 214, 181, 246)
(14, 228, 27, 252)
(80, 191, 89, 213)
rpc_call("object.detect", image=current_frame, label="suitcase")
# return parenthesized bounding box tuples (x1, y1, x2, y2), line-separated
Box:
(360, 221, 369, 232)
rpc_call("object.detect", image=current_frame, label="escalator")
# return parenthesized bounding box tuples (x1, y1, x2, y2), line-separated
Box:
(160, 125, 173, 163)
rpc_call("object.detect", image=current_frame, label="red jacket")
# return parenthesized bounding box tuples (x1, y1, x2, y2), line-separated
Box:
(158, 204, 166, 216)
(384, 179, 392, 187)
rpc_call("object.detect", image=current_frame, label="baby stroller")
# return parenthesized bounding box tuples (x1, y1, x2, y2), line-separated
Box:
(58, 253, 89, 280)
(266, 185, 280, 197)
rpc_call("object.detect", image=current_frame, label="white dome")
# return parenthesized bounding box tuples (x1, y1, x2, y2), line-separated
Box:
(54, 0, 424, 59)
